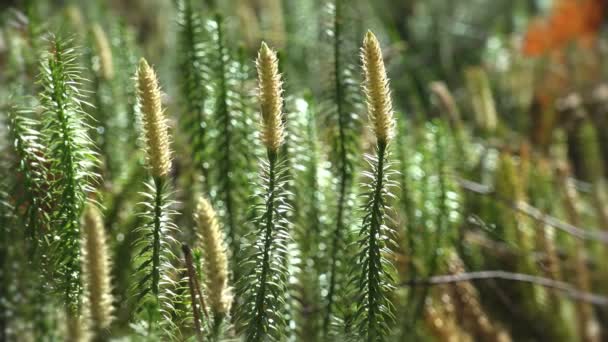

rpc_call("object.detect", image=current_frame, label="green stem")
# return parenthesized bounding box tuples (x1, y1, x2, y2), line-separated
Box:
(50, 41, 82, 315)
(151, 176, 164, 299)
(366, 142, 386, 341)
(411, 125, 447, 326)
(0, 197, 8, 342)
(215, 15, 237, 261)
(324, 0, 350, 334)
(212, 313, 225, 341)
(251, 150, 278, 342)
(181, 0, 210, 192)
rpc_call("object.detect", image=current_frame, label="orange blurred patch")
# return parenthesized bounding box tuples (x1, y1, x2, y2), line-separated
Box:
(522, 19, 552, 56)
(522, 0, 605, 56)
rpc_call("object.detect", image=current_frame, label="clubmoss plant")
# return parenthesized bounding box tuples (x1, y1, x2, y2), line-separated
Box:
(492, 152, 569, 340)
(528, 159, 562, 304)
(322, 0, 364, 334)
(289, 97, 327, 341)
(7, 104, 49, 252)
(4, 2, 608, 341)
(465, 67, 497, 135)
(3, 100, 58, 339)
(176, 0, 212, 192)
(494, 153, 536, 272)
(131, 58, 179, 334)
(81, 205, 113, 338)
(66, 315, 89, 342)
(208, 15, 259, 276)
(91, 24, 114, 81)
(406, 121, 461, 332)
(0, 139, 17, 342)
(350, 31, 397, 341)
(88, 22, 129, 182)
(235, 42, 292, 342)
(392, 114, 415, 281)
(65, 5, 86, 38)
(576, 118, 608, 232)
(256, 43, 285, 152)
(558, 165, 601, 342)
(112, 20, 140, 148)
(195, 196, 232, 338)
(181, 244, 208, 342)
(39, 36, 99, 317)
(137, 58, 172, 179)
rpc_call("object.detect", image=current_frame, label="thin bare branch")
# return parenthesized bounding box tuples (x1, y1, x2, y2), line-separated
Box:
(403, 271, 608, 306)
(457, 177, 608, 244)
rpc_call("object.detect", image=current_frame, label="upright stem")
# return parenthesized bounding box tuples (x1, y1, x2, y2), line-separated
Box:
(324, 0, 350, 333)
(211, 314, 225, 341)
(411, 126, 447, 324)
(366, 142, 386, 341)
(183, 244, 205, 342)
(151, 176, 163, 299)
(251, 150, 277, 341)
(215, 17, 237, 261)
(50, 42, 82, 315)
(560, 172, 600, 342)
(182, 0, 210, 193)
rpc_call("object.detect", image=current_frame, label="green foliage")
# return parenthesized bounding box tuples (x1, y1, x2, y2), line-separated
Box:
(176, 0, 212, 192)
(207, 15, 259, 276)
(235, 152, 292, 342)
(86, 23, 133, 182)
(320, 0, 364, 334)
(130, 177, 181, 335)
(3, 1, 608, 341)
(7, 104, 49, 249)
(288, 98, 328, 341)
(112, 20, 141, 149)
(38, 36, 99, 316)
(3, 105, 60, 340)
(350, 141, 397, 341)
(0, 130, 15, 341)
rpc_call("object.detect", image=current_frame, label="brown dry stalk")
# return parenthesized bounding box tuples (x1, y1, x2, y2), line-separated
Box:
(430, 81, 462, 130)
(424, 294, 473, 342)
(457, 177, 608, 244)
(182, 244, 207, 341)
(447, 253, 512, 342)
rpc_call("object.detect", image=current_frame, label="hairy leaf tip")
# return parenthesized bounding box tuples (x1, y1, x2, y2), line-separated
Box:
(256, 41, 285, 153)
(137, 57, 172, 178)
(195, 196, 232, 315)
(362, 30, 394, 144)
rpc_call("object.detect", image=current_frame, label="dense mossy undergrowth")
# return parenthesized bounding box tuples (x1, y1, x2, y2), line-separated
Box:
(1, 0, 608, 341)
